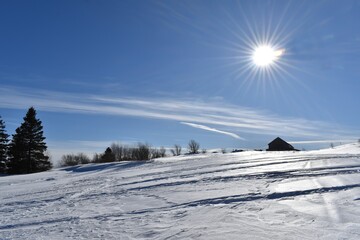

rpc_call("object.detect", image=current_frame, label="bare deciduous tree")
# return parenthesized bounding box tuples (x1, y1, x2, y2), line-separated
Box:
(59, 153, 90, 167)
(159, 147, 166, 157)
(92, 153, 101, 163)
(132, 143, 151, 160)
(171, 144, 182, 156)
(151, 147, 166, 159)
(110, 143, 123, 161)
(188, 140, 200, 154)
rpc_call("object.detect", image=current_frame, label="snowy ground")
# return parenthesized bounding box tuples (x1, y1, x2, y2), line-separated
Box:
(1, 143, 360, 239)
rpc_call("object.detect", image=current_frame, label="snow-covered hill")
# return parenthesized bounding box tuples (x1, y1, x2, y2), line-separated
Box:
(1, 143, 360, 239)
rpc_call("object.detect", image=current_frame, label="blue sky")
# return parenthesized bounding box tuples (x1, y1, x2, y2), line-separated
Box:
(1, 0, 360, 161)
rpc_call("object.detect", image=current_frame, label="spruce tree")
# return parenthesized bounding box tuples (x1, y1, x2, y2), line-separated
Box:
(0, 116, 9, 173)
(8, 107, 52, 174)
(101, 147, 116, 162)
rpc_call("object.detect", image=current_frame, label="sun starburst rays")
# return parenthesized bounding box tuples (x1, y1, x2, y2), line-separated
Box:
(219, 23, 288, 82)
(218, 3, 303, 97)
(158, 0, 316, 98)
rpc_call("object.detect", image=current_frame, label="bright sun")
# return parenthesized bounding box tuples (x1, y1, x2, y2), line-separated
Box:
(252, 45, 284, 67)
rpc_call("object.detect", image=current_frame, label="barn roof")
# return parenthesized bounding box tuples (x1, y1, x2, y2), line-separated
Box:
(268, 137, 292, 146)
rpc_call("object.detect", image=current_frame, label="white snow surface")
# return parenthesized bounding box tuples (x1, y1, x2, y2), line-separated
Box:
(1, 143, 360, 239)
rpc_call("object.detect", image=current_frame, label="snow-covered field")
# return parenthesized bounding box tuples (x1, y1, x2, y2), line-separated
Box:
(1, 143, 360, 239)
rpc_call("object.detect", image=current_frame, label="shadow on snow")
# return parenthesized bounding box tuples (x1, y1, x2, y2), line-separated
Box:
(61, 161, 150, 173)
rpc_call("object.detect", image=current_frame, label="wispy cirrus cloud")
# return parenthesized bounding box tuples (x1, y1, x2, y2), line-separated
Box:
(289, 140, 355, 145)
(0, 85, 356, 140)
(181, 122, 244, 140)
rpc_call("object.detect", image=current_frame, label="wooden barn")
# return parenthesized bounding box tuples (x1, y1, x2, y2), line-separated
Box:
(266, 137, 298, 151)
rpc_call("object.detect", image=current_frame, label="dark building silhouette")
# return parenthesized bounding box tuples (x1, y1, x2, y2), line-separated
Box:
(267, 137, 298, 151)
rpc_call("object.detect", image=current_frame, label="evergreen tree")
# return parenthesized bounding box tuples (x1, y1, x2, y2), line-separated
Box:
(8, 107, 52, 174)
(0, 116, 9, 173)
(101, 147, 116, 163)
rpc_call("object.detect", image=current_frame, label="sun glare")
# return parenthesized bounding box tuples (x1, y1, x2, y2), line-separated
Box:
(252, 45, 284, 67)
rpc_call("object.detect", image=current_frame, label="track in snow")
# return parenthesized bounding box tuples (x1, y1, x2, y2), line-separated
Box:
(1, 144, 360, 239)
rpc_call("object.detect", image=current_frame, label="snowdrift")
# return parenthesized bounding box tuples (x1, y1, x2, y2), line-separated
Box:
(1, 143, 360, 239)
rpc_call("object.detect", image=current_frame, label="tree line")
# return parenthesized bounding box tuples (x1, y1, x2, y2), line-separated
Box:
(0, 107, 204, 172)
(59, 139, 201, 167)
(0, 107, 52, 174)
